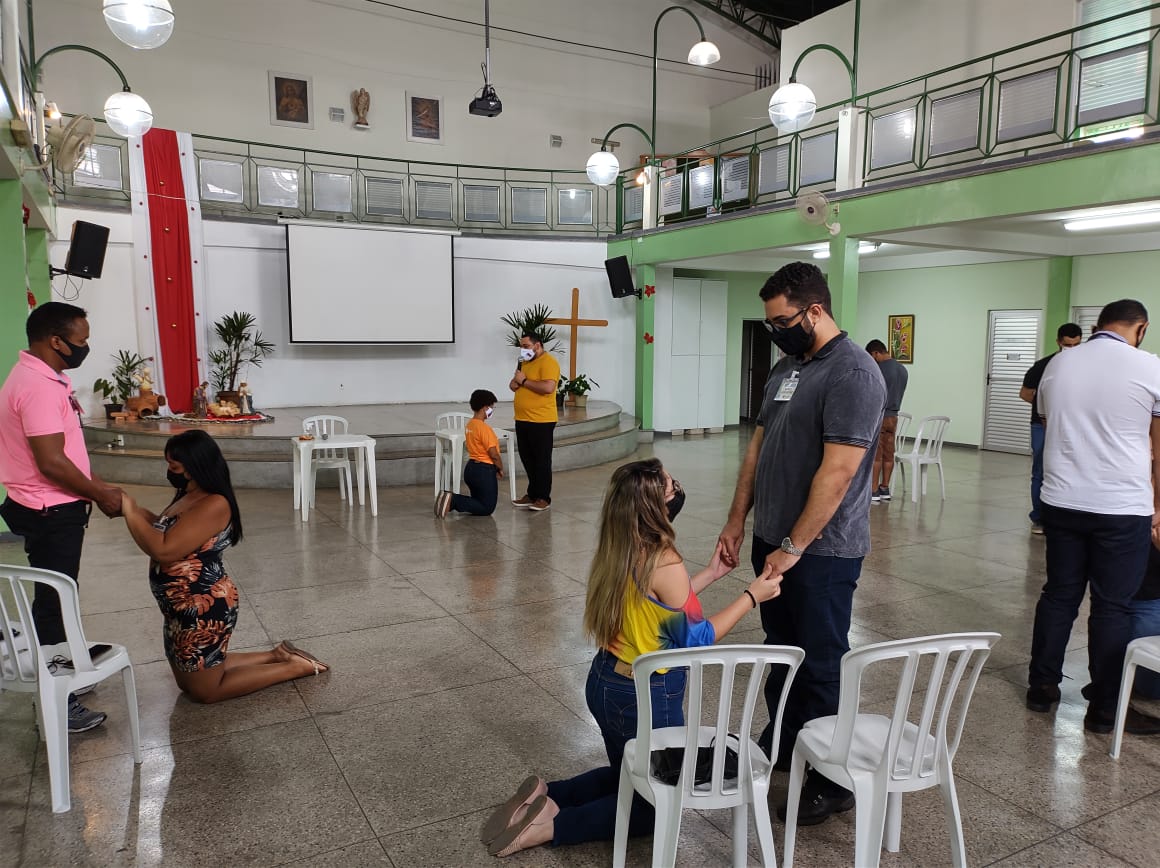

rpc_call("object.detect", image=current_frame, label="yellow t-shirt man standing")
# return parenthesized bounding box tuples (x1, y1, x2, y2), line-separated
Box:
(509, 332, 561, 511)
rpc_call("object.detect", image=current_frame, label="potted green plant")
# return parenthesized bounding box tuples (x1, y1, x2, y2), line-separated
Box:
(556, 377, 567, 409)
(562, 373, 599, 409)
(500, 304, 564, 355)
(208, 311, 275, 405)
(94, 350, 149, 418)
(92, 378, 120, 418)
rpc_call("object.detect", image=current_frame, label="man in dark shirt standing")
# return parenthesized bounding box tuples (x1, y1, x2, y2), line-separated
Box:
(865, 340, 908, 503)
(718, 263, 886, 826)
(1019, 323, 1082, 534)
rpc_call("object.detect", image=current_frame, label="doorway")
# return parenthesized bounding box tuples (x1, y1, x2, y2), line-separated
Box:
(740, 320, 776, 422)
(982, 309, 1043, 454)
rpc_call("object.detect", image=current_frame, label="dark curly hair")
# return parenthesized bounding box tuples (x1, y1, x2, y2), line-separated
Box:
(759, 262, 833, 316)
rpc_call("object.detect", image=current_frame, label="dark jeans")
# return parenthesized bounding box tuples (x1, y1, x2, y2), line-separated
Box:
(549, 649, 686, 847)
(1029, 422, 1045, 524)
(450, 460, 498, 516)
(1030, 502, 1151, 712)
(1130, 598, 1160, 699)
(514, 421, 555, 503)
(753, 536, 861, 794)
(0, 497, 90, 646)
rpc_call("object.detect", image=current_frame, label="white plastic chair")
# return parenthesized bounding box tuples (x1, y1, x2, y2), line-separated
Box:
(303, 415, 354, 505)
(613, 644, 806, 868)
(893, 415, 951, 503)
(783, 632, 999, 868)
(433, 412, 472, 494)
(1111, 636, 1160, 759)
(0, 565, 143, 813)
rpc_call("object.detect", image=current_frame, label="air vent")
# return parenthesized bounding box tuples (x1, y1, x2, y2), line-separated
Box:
(329, 107, 345, 123)
(549, 134, 563, 148)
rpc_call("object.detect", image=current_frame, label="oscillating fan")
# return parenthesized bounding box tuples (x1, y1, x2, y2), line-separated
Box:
(46, 115, 96, 174)
(795, 190, 841, 236)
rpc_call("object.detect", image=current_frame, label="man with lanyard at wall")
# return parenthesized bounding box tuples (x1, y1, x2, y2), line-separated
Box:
(0, 302, 124, 732)
(718, 262, 886, 826)
(509, 330, 561, 512)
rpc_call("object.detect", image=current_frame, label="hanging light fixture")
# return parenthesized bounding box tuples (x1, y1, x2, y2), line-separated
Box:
(586, 149, 620, 186)
(687, 40, 721, 66)
(768, 80, 817, 133)
(104, 90, 153, 136)
(103, 0, 175, 50)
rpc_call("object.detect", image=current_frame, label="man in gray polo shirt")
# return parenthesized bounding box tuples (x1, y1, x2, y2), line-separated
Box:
(719, 262, 886, 826)
(865, 339, 908, 502)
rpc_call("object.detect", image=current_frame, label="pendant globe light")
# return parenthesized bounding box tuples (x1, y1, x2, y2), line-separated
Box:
(687, 40, 721, 66)
(103, 0, 175, 50)
(104, 90, 154, 137)
(767, 81, 817, 134)
(586, 149, 620, 187)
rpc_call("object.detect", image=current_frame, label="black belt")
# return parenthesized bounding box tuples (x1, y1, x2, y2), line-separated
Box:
(4, 497, 90, 516)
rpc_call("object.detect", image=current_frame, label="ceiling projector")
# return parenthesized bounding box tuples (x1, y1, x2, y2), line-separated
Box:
(469, 85, 502, 117)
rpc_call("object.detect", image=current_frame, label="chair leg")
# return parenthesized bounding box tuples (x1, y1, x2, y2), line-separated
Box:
(42, 686, 71, 813)
(851, 778, 888, 868)
(653, 790, 684, 868)
(121, 664, 143, 762)
(612, 762, 634, 868)
(937, 461, 946, 500)
(921, 465, 928, 496)
(911, 461, 920, 503)
(751, 782, 777, 868)
(783, 749, 807, 868)
(451, 441, 464, 494)
(938, 768, 967, 868)
(308, 466, 318, 507)
(730, 804, 748, 868)
(1111, 658, 1137, 759)
(884, 791, 902, 853)
(344, 463, 354, 504)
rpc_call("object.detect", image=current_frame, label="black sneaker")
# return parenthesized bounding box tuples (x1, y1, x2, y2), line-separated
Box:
(777, 773, 855, 826)
(67, 694, 107, 733)
(1026, 684, 1061, 713)
(877, 486, 892, 502)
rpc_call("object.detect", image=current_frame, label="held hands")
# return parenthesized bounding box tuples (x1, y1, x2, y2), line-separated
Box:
(95, 485, 124, 518)
(706, 540, 735, 582)
(119, 490, 138, 517)
(747, 562, 783, 604)
(717, 520, 745, 569)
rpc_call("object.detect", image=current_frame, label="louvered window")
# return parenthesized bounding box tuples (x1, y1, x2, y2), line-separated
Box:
(73, 144, 123, 190)
(365, 177, 403, 217)
(719, 155, 751, 202)
(799, 131, 837, 187)
(870, 107, 917, 170)
(415, 180, 453, 220)
(929, 90, 982, 156)
(463, 184, 501, 222)
(757, 143, 790, 194)
(688, 165, 715, 209)
(312, 171, 353, 213)
(257, 165, 300, 209)
(198, 159, 243, 203)
(660, 173, 684, 215)
(996, 69, 1058, 142)
(558, 188, 593, 225)
(511, 187, 547, 224)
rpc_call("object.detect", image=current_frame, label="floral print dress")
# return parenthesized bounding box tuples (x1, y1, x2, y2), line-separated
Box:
(148, 514, 238, 672)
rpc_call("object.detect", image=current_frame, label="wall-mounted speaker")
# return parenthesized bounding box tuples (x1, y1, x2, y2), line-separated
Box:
(63, 220, 110, 280)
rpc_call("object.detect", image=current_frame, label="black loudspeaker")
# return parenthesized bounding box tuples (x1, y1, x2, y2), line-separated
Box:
(605, 255, 640, 299)
(64, 220, 110, 280)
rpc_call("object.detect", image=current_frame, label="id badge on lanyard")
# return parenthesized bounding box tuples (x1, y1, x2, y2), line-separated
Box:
(773, 370, 800, 402)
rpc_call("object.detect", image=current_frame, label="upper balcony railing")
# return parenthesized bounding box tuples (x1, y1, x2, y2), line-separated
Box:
(621, 4, 1160, 233)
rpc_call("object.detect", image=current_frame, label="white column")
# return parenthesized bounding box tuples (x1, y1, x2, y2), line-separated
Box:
(836, 107, 866, 192)
(641, 165, 658, 230)
(0, 0, 22, 117)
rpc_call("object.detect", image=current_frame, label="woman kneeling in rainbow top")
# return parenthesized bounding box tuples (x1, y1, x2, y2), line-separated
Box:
(480, 457, 782, 857)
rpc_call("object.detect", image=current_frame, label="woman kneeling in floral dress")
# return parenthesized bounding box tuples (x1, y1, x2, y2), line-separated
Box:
(121, 429, 328, 702)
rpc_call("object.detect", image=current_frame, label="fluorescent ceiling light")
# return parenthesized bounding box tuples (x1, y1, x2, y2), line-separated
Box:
(813, 242, 879, 259)
(1063, 211, 1160, 231)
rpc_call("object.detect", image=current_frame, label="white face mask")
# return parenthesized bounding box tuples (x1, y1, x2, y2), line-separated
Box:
(519, 348, 535, 362)
(485, 407, 494, 419)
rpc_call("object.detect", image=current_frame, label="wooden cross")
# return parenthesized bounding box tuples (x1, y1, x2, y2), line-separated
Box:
(546, 287, 609, 382)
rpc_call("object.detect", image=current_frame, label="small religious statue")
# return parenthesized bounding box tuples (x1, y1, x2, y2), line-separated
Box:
(193, 382, 209, 418)
(237, 382, 254, 415)
(133, 366, 155, 395)
(352, 88, 370, 128)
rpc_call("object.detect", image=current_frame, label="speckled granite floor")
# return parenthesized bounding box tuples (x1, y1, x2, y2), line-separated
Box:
(2, 432, 1158, 867)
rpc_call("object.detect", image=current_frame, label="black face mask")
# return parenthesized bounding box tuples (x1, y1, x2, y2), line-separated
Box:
(167, 470, 188, 490)
(768, 313, 815, 358)
(53, 336, 90, 369)
(666, 481, 686, 522)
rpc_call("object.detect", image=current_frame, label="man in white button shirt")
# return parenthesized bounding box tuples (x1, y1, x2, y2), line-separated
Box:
(1027, 299, 1160, 736)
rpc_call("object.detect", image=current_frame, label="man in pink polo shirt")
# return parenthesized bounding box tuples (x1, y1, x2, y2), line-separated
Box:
(0, 302, 123, 733)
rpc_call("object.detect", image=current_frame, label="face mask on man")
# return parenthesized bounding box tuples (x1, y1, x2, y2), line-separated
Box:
(53, 336, 90, 369)
(519, 348, 535, 362)
(768, 311, 816, 358)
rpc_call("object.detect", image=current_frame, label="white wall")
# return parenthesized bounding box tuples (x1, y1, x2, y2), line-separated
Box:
(32, 0, 771, 171)
(50, 208, 636, 415)
(711, 0, 1073, 141)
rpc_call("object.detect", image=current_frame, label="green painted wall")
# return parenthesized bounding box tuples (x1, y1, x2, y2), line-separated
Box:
(1072, 250, 1160, 318)
(0, 181, 28, 533)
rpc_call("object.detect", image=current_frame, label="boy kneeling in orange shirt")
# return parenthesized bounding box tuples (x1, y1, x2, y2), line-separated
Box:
(436, 390, 504, 518)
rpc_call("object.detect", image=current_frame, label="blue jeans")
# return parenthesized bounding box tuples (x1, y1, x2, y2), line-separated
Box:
(549, 649, 686, 847)
(1130, 598, 1160, 699)
(450, 460, 498, 516)
(752, 538, 861, 790)
(1029, 503, 1151, 711)
(1029, 422, 1045, 524)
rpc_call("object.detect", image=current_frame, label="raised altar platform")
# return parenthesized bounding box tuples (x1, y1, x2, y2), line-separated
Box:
(83, 401, 640, 489)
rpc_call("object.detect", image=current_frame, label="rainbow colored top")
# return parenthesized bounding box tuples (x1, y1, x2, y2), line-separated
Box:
(608, 577, 716, 665)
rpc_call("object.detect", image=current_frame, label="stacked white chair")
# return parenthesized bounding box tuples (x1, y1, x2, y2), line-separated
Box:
(613, 644, 805, 868)
(303, 415, 354, 505)
(433, 411, 472, 494)
(783, 632, 999, 868)
(893, 415, 951, 503)
(1111, 636, 1160, 758)
(0, 565, 143, 813)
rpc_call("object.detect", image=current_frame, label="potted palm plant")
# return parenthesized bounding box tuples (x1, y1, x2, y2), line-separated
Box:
(94, 350, 149, 418)
(562, 373, 599, 409)
(208, 311, 275, 405)
(500, 304, 564, 355)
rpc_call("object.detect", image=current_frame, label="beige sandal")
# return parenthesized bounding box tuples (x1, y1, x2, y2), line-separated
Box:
(281, 640, 329, 674)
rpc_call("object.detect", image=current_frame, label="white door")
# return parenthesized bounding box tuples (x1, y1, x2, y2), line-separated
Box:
(982, 309, 1042, 454)
(1071, 305, 1101, 337)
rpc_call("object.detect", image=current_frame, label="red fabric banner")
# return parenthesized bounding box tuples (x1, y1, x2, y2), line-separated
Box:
(141, 129, 196, 413)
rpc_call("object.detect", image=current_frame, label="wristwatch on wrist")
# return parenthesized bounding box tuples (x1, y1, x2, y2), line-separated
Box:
(780, 536, 804, 556)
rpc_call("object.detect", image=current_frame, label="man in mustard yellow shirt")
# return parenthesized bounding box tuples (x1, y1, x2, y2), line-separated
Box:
(509, 331, 561, 511)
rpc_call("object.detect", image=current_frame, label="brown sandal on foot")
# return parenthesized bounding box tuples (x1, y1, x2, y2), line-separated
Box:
(281, 640, 329, 675)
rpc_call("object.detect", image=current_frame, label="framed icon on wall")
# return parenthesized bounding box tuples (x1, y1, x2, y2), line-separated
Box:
(889, 314, 915, 363)
(406, 93, 443, 144)
(269, 71, 313, 129)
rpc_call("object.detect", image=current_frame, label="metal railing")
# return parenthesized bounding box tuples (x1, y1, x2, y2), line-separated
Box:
(621, 4, 1160, 233)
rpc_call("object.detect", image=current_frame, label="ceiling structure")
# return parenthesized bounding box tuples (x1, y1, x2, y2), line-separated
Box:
(690, 0, 848, 48)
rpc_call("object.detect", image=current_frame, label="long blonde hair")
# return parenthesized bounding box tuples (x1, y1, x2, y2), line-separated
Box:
(583, 458, 680, 647)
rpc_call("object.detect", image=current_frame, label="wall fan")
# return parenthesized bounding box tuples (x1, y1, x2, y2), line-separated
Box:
(795, 190, 841, 236)
(12, 114, 96, 175)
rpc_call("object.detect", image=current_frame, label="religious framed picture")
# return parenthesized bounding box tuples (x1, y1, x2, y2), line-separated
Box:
(269, 71, 313, 129)
(889, 314, 915, 364)
(405, 93, 443, 144)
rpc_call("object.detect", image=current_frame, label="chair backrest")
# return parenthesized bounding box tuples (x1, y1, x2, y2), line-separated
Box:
(910, 416, 951, 461)
(631, 644, 805, 799)
(894, 412, 913, 453)
(824, 632, 999, 785)
(304, 415, 350, 461)
(435, 412, 472, 434)
(0, 565, 96, 688)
